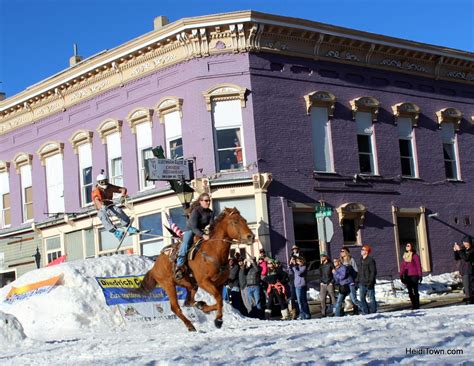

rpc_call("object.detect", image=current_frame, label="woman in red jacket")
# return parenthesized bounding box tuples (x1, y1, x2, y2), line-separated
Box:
(400, 243, 423, 309)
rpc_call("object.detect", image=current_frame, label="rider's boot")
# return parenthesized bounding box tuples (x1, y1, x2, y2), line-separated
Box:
(175, 256, 186, 280)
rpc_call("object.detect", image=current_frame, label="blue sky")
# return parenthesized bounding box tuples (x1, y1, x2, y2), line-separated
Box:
(0, 0, 473, 98)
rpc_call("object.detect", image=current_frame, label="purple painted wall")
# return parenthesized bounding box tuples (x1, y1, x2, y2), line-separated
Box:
(249, 53, 474, 275)
(0, 54, 256, 226)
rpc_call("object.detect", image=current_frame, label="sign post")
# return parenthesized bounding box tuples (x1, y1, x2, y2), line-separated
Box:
(315, 203, 333, 254)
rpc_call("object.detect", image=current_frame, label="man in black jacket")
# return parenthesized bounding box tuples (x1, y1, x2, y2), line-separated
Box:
(454, 235, 474, 304)
(357, 245, 377, 314)
(319, 253, 336, 317)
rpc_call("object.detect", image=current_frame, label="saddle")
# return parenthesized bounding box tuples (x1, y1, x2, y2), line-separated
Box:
(161, 238, 205, 277)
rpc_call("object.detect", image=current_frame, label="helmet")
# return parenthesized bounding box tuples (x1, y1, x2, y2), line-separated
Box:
(96, 172, 108, 189)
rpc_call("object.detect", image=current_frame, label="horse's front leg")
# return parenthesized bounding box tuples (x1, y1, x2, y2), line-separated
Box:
(196, 280, 224, 329)
(163, 281, 196, 332)
(180, 278, 198, 307)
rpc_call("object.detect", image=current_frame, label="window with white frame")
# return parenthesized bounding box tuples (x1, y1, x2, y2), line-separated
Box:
(356, 112, 378, 175)
(138, 212, 164, 256)
(442, 122, 460, 180)
(20, 165, 34, 221)
(311, 106, 334, 172)
(0, 172, 10, 228)
(106, 132, 123, 186)
(136, 122, 154, 190)
(213, 197, 256, 224)
(398, 117, 418, 178)
(45, 236, 62, 264)
(164, 111, 183, 160)
(212, 100, 244, 171)
(45, 154, 65, 214)
(78, 143, 93, 206)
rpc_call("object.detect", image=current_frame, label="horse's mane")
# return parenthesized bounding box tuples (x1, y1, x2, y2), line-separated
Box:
(209, 207, 240, 236)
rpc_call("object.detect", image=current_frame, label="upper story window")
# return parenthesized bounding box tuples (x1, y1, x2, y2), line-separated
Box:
(13, 153, 34, 222)
(37, 141, 65, 215)
(305, 91, 336, 173)
(127, 108, 154, 190)
(392, 103, 420, 178)
(70, 130, 94, 206)
(156, 98, 183, 160)
(0, 162, 11, 228)
(45, 236, 62, 264)
(350, 97, 380, 175)
(436, 108, 462, 181)
(203, 84, 247, 172)
(97, 119, 123, 187)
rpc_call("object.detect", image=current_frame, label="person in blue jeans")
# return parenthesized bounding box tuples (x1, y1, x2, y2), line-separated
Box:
(290, 256, 311, 319)
(175, 193, 214, 280)
(245, 256, 262, 317)
(333, 257, 355, 317)
(357, 245, 378, 314)
(340, 247, 361, 315)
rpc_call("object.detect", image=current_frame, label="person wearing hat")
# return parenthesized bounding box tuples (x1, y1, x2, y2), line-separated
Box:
(91, 170, 138, 240)
(319, 252, 336, 317)
(453, 235, 474, 304)
(288, 244, 302, 319)
(357, 244, 377, 314)
(340, 247, 361, 315)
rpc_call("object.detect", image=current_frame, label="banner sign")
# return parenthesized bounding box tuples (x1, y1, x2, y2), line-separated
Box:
(145, 158, 190, 181)
(4, 274, 62, 304)
(96, 275, 193, 322)
(95, 275, 187, 306)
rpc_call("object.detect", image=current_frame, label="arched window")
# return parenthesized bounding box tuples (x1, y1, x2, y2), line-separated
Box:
(203, 84, 247, 172)
(13, 153, 34, 221)
(70, 130, 94, 206)
(97, 119, 123, 186)
(127, 108, 154, 190)
(0, 161, 11, 228)
(304, 91, 336, 173)
(350, 97, 380, 175)
(156, 97, 183, 160)
(437, 108, 463, 180)
(392, 103, 421, 178)
(37, 141, 65, 214)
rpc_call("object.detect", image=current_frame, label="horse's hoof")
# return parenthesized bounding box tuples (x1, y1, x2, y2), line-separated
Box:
(214, 318, 223, 329)
(184, 301, 193, 308)
(194, 301, 206, 310)
(188, 326, 197, 332)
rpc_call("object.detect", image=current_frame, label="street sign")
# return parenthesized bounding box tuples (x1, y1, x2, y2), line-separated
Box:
(317, 216, 334, 243)
(145, 158, 190, 181)
(315, 207, 332, 219)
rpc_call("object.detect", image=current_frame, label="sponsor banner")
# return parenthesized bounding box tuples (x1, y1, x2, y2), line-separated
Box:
(96, 275, 187, 306)
(4, 274, 62, 304)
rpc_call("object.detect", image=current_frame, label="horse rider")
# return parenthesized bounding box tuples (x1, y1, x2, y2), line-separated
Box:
(91, 170, 138, 240)
(175, 193, 215, 280)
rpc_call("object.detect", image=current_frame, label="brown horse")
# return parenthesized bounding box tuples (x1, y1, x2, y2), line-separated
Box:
(139, 207, 254, 331)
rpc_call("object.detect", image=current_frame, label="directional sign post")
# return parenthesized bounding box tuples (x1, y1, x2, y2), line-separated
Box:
(315, 206, 333, 254)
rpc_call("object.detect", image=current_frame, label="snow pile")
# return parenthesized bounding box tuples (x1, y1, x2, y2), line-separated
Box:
(0, 310, 27, 345)
(0, 255, 245, 341)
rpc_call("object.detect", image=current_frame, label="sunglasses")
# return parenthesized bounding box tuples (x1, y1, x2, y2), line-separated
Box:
(201, 199, 211, 202)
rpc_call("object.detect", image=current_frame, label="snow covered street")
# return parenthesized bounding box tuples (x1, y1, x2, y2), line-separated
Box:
(1, 256, 473, 365)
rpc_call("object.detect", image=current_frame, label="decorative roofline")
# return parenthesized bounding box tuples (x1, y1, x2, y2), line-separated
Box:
(1, 11, 473, 136)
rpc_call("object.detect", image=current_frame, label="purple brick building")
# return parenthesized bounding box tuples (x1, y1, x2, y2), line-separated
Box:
(0, 11, 473, 284)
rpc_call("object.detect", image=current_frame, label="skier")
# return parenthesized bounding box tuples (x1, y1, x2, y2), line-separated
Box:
(91, 171, 138, 240)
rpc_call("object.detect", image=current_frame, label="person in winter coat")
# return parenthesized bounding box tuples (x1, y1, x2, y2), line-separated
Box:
(400, 243, 423, 309)
(332, 257, 355, 317)
(263, 260, 289, 320)
(319, 253, 336, 317)
(290, 256, 311, 319)
(453, 235, 474, 304)
(357, 245, 377, 314)
(340, 247, 361, 315)
(238, 257, 251, 314)
(245, 257, 262, 317)
(227, 258, 244, 313)
(288, 245, 302, 320)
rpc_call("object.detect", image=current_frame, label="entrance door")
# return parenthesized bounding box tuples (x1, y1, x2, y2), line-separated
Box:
(293, 211, 319, 263)
(394, 210, 431, 272)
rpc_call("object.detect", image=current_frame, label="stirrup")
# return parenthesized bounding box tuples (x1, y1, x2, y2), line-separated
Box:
(175, 266, 185, 280)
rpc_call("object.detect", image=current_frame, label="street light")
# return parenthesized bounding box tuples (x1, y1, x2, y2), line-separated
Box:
(176, 175, 194, 210)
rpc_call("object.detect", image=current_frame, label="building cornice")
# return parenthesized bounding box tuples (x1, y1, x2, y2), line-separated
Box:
(1, 10, 473, 136)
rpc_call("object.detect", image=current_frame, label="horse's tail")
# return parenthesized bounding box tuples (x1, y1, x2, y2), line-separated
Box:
(139, 270, 157, 294)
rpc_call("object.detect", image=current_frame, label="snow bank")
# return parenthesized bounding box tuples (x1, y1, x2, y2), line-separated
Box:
(0, 255, 246, 341)
(0, 310, 27, 345)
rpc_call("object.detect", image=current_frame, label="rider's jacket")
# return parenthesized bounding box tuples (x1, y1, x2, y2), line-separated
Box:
(91, 184, 124, 208)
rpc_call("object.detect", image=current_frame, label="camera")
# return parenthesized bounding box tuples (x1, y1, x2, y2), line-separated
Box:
(454, 242, 465, 251)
